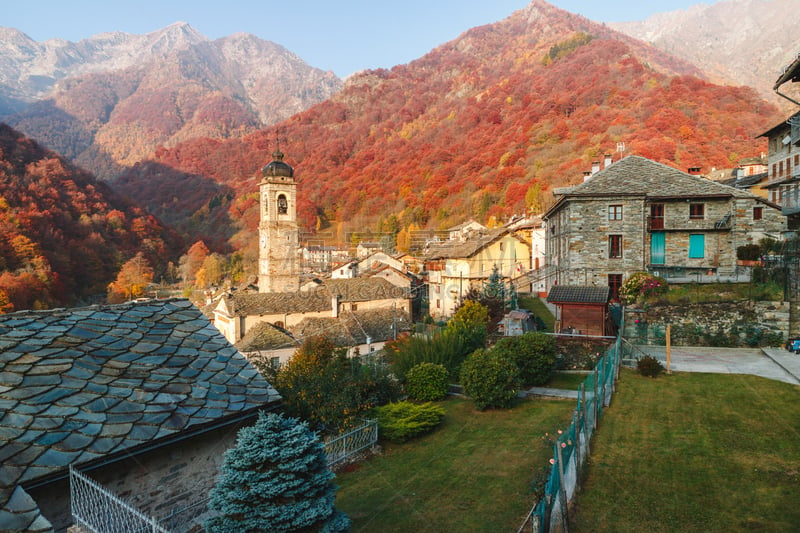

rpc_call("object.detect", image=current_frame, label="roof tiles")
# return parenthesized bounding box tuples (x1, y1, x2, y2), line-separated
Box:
(0, 298, 280, 531)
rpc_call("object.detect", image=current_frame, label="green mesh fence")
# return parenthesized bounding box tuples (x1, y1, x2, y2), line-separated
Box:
(518, 324, 623, 533)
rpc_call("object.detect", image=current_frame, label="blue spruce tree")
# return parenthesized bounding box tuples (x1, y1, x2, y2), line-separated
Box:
(205, 411, 350, 533)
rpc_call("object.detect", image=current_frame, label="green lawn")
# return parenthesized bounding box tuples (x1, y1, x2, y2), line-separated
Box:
(335, 397, 575, 532)
(571, 369, 800, 532)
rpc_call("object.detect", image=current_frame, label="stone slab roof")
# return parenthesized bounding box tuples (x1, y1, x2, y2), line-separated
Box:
(547, 285, 610, 305)
(0, 298, 280, 529)
(425, 228, 523, 260)
(558, 155, 761, 200)
(224, 278, 409, 317)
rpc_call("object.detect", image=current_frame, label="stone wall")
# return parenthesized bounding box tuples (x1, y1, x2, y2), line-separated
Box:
(623, 300, 789, 346)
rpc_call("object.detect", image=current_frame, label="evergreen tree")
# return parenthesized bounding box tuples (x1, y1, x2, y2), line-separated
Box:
(205, 411, 350, 533)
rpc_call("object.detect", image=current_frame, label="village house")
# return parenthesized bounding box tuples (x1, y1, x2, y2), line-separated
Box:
(542, 155, 786, 300)
(760, 110, 800, 224)
(0, 298, 280, 532)
(213, 278, 412, 366)
(424, 223, 532, 319)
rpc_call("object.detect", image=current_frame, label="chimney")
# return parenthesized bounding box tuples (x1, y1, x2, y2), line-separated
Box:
(687, 167, 702, 175)
(331, 295, 339, 318)
(591, 161, 601, 174)
(604, 154, 612, 168)
(582, 171, 593, 182)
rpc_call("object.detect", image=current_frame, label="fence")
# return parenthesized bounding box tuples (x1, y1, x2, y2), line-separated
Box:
(325, 418, 378, 467)
(517, 329, 623, 533)
(70, 465, 170, 533)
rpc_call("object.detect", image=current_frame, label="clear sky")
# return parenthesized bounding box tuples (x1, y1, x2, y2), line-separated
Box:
(3, 0, 720, 78)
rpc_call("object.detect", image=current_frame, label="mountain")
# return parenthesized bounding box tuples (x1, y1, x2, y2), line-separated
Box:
(609, 0, 800, 112)
(0, 23, 342, 180)
(114, 0, 782, 252)
(0, 123, 181, 311)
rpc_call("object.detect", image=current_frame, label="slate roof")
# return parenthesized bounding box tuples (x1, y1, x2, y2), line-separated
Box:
(547, 285, 610, 305)
(0, 298, 280, 530)
(424, 227, 527, 260)
(289, 308, 412, 347)
(547, 155, 769, 212)
(223, 278, 410, 317)
(237, 322, 299, 352)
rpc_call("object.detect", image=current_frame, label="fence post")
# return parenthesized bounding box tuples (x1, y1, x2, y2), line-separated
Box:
(556, 444, 570, 533)
(572, 410, 581, 492)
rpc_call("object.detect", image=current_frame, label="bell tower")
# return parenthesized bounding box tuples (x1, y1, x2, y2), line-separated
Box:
(258, 149, 299, 293)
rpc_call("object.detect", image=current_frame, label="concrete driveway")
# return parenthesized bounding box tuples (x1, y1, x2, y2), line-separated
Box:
(632, 345, 800, 385)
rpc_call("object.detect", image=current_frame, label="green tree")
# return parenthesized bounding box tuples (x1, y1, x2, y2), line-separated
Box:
(205, 411, 350, 533)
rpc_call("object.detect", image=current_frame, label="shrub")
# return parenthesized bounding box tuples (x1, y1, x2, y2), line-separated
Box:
(459, 348, 521, 410)
(384, 325, 479, 381)
(405, 362, 449, 401)
(205, 412, 350, 533)
(493, 332, 557, 386)
(637, 355, 665, 378)
(737, 243, 761, 261)
(374, 401, 446, 443)
(619, 271, 668, 305)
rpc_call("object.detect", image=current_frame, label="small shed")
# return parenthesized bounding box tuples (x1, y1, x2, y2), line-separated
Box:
(547, 285, 611, 336)
(500, 309, 537, 336)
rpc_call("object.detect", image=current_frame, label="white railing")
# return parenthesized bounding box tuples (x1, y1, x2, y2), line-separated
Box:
(325, 418, 378, 467)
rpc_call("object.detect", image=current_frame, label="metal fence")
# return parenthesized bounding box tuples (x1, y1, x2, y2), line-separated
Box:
(70, 465, 170, 533)
(325, 418, 378, 467)
(517, 330, 623, 533)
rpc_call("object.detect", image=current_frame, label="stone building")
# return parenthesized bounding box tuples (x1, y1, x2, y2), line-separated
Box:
(0, 299, 280, 532)
(543, 155, 786, 299)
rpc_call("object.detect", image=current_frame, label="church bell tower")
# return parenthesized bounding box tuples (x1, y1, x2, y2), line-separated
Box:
(258, 149, 299, 293)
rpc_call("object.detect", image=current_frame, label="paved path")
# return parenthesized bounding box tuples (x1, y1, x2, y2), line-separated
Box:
(524, 345, 800, 399)
(631, 345, 800, 385)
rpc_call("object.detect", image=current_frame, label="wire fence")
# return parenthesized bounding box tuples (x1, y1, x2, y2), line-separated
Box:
(517, 326, 623, 533)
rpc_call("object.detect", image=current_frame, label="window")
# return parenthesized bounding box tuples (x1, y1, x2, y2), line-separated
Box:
(608, 274, 623, 302)
(688, 234, 705, 258)
(650, 204, 664, 230)
(608, 235, 623, 258)
(608, 205, 623, 220)
(753, 206, 763, 220)
(689, 203, 704, 219)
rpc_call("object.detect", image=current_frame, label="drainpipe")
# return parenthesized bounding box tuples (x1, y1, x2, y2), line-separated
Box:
(775, 86, 800, 107)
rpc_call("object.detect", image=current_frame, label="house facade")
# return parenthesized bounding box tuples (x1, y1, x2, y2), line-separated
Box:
(760, 111, 800, 221)
(425, 225, 532, 319)
(542, 156, 786, 298)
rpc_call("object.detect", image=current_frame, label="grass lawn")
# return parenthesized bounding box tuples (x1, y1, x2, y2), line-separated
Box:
(335, 396, 575, 532)
(571, 369, 800, 532)
(518, 295, 555, 331)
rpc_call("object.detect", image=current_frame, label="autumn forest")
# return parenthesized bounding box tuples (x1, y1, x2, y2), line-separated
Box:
(0, 2, 786, 311)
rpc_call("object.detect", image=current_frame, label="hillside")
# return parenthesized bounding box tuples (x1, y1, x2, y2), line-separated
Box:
(113, 0, 783, 252)
(0, 23, 342, 180)
(610, 0, 800, 112)
(0, 124, 181, 311)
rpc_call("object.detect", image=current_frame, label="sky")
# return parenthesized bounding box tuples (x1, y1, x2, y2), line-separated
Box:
(3, 0, 721, 78)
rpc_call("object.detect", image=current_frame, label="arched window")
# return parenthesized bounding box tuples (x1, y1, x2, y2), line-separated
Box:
(277, 194, 288, 215)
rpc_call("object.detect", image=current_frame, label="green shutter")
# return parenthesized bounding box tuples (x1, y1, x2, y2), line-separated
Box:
(650, 232, 665, 264)
(688, 234, 705, 258)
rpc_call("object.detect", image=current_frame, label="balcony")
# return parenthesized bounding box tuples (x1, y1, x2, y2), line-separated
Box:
(646, 215, 731, 231)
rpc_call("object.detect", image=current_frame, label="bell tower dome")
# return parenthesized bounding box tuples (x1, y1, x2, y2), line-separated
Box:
(258, 149, 299, 293)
